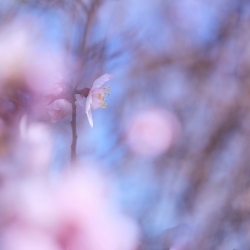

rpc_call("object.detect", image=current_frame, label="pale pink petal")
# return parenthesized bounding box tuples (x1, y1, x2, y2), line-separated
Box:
(49, 100, 60, 110)
(87, 109, 93, 127)
(85, 93, 92, 114)
(49, 109, 61, 123)
(48, 108, 56, 117)
(92, 73, 113, 89)
(91, 88, 106, 110)
(85, 74, 112, 127)
(47, 99, 72, 123)
(58, 99, 72, 113)
(85, 93, 94, 127)
(55, 99, 72, 115)
(91, 97, 102, 110)
(91, 88, 105, 97)
(51, 84, 64, 96)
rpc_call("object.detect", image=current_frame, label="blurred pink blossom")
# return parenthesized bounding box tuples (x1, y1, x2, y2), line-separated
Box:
(49, 83, 68, 97)
(47, 99, 72, 123)
(19, 117, 53, 172)
(126, 107, 181, 157)
(85, 74, 113, 127)
(25, 51, 69, 95)
(0, 169, 139, 250)
(0, 18, 69, 95)
(2, 228, 60, 250)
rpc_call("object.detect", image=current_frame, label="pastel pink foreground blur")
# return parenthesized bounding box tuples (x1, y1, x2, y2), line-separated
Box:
(85, 74, 113, 127)
(1, 169, 139, 250)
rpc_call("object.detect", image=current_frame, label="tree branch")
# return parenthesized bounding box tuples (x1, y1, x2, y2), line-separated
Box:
(70, 95, 77, 164)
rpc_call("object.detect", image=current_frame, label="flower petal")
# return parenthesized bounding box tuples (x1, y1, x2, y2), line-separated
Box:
(92, 73, 113, 89)
(47, 100, 60, 110)
(85, 94, 94, 127)
(85, 92, 92, 114)
(47, 99, 72, 123)
(91, 98, 102, 110)
(86, 109, 93, 127)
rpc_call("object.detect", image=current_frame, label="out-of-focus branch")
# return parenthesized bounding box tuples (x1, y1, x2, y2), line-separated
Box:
(80, 0, 102, 54)
(70, 94, 77, 164)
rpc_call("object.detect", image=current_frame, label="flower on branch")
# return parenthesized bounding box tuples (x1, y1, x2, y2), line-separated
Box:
(85, 73, 113, 127)
(47, 99, 72, 123)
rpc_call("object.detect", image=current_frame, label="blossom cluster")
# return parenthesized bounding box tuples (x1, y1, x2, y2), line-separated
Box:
(47, 74, 113, 127)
